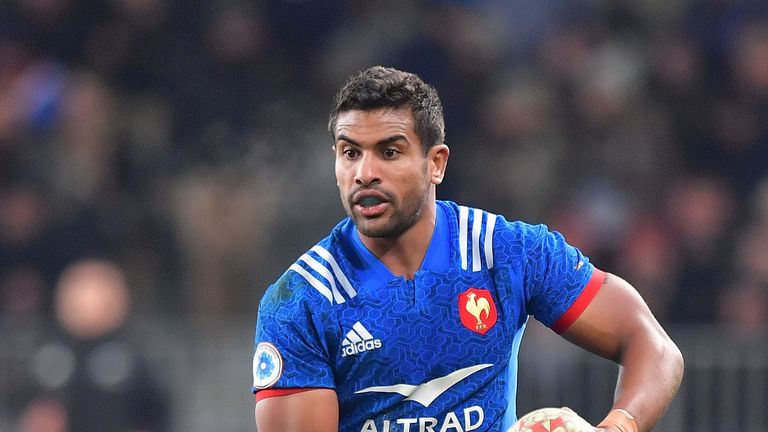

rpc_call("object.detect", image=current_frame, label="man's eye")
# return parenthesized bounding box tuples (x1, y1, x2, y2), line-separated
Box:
(384, 148, 400, 158)
(343, 149, 358, 158)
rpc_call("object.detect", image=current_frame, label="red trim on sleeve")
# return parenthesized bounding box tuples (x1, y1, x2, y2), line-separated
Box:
(552, 268, 606, 334)
(255, 388, 323, 402)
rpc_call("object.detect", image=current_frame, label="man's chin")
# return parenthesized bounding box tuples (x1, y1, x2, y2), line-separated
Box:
(354, 220, 388, 238)
(354, 218, 411, 239)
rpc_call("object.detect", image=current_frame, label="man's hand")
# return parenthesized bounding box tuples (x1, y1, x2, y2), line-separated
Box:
(595, 408, 639, 432)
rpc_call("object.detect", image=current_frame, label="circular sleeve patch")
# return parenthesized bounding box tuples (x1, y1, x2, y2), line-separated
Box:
(252, 342, 283, 389)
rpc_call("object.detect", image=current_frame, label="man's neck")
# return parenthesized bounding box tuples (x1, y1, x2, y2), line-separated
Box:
(358, 201, 437, 280)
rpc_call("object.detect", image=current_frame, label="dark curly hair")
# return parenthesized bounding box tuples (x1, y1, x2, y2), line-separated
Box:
(328, 66, 445, 152)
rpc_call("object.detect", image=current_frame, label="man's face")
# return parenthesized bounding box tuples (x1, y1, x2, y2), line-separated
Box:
(333, 108, 446, 238)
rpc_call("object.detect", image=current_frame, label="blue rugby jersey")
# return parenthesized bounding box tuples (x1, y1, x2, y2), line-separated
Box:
(252, 200, 604, 432)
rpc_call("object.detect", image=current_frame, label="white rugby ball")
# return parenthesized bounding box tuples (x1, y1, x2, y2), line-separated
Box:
(508, 407, 594, 432)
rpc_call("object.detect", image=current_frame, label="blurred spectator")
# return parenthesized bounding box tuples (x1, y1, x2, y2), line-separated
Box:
(665, 176, 735, 324)
(615, 216, 680, 323)
(718, 277, 768, 333)
(0, 184, 64, 316)
(716, 177, 768, 332)
(169, 168, 281, 315)
(12, 259, 170, 432)
(16, 398, 68, 432)
(455, 67, 567, 220)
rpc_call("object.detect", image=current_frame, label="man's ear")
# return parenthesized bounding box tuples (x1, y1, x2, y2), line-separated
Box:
(428, 144, 450, 185)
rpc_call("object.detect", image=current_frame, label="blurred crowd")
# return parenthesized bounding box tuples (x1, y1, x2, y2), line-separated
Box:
(2, 0, 768, 362)
(3, 0, 768, 324)
(2, 0, 768, 430)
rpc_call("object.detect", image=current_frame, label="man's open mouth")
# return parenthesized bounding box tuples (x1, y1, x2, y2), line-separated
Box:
(358, 196, 385, 208)
(353, 191, 390, 217)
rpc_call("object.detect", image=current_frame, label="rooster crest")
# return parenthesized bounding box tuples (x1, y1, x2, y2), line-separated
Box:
(465, 292, 491, 327)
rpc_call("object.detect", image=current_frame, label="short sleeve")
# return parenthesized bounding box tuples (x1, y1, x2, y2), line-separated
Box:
(523, 224, 604, 332)
(252, 273, 336, 394)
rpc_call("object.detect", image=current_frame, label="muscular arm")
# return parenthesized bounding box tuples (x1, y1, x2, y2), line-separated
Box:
(255, 389, 339, 432)
(562, 272, 684, 432)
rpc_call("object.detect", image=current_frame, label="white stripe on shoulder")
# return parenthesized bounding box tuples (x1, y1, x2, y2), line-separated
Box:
(289, 263, 333, 303)
(311, 245, 357, 299)
(298, 253, 345, 304)
(484, 213, 496, 269)
(459, 206, 469, 270)
(472, 208, 483, 272)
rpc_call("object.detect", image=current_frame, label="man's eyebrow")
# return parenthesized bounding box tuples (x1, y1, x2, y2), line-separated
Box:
(336, 134, 408, 147)
(376, 135, 408, 146)
(336, 134, 360, 147)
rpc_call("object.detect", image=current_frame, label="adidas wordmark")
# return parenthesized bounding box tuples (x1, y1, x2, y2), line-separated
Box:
(341, 322, 382, 357)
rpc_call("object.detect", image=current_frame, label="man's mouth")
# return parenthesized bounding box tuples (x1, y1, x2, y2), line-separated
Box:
(358, 196, 385, 208)
(353, 192, 390, 217)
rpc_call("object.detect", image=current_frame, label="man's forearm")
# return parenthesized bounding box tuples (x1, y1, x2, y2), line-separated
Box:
(562, 273, 685, 431)
(610, 325, 684, 431)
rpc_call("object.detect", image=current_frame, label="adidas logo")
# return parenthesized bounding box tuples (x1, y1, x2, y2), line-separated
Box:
(341, 321, 382, 357)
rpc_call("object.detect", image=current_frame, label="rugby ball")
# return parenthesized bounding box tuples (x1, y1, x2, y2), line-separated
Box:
(508, 407, 594, 432)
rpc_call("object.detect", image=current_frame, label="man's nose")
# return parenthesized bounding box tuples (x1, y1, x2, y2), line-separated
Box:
(354, 152, 380, 186)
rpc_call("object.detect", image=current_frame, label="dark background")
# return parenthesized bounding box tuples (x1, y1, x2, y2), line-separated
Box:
(1, 1, 767, 431)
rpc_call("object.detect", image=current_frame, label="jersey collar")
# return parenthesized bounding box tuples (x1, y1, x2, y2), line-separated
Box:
(347, 201, 451, 283)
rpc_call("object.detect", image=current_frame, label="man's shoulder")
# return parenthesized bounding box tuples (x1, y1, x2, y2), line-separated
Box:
(438, 200, 541, 236)
(261, 218, 359, 311)
(438, 200, 552, 265)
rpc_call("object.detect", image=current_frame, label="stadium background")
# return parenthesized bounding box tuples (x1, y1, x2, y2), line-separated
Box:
(1, 0, 767, 431)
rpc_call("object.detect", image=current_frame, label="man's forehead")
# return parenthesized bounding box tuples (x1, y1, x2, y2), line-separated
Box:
(334, 108, 416, 137)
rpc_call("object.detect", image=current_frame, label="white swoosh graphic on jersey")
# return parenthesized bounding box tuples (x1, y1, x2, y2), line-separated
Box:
(354, 363, 493, 407)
